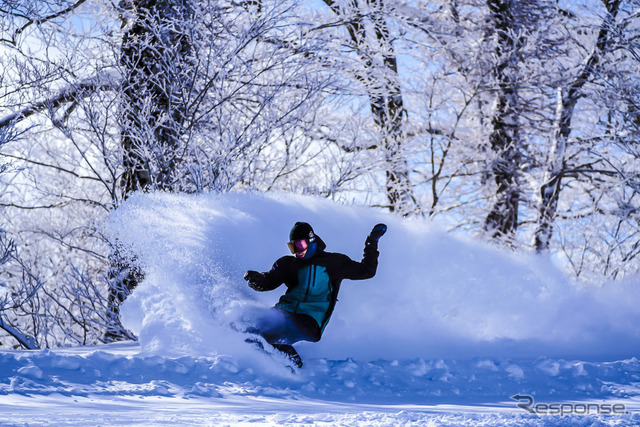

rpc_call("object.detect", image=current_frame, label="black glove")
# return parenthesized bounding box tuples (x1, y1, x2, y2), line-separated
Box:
(244, 270, 265, 291)
(368, 223, 387, 242)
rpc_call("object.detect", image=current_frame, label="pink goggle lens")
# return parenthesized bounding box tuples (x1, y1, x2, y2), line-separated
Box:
(287, 239, 308, 254)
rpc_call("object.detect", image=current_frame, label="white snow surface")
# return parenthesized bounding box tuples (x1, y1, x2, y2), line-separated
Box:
(2, 192, 640, 426)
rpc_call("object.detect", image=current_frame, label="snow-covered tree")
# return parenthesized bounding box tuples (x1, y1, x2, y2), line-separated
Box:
(0, 0, 336, 345)
(533, 0, 623, 252)
(315, 0, 416, 215)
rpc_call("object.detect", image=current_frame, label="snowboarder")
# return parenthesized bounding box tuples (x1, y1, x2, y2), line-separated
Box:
(243, 221, 387, 368)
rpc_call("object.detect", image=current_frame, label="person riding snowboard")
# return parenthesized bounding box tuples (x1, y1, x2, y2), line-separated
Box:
(243, 221, 387, 367)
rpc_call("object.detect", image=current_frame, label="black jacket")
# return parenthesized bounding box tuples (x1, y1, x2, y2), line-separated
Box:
(255, 237, 379, 335)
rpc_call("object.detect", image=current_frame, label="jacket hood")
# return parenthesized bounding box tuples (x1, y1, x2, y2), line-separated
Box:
(315, 235, 327, 252)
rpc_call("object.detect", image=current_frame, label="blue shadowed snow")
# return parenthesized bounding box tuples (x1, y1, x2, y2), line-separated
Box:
(2, 192, 640, 426)
(105, 192, 640, 362)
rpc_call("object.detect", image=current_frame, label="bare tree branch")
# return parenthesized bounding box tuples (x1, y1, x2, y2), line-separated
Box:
(1, 0, 91, 45)
(0, 72, 118, 129)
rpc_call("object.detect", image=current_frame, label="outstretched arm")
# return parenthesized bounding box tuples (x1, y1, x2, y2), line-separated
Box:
(244, 257, 289, 291)
(341, 224, 387, 280)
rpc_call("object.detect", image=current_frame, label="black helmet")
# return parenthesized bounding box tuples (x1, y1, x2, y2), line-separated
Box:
(289, 222, 316, 243)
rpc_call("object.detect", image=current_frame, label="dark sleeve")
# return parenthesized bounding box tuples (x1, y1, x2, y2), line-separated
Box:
(339, 240, 379, 280)
(259, 256, 291, 291)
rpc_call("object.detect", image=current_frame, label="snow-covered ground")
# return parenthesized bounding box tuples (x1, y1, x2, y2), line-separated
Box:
(2, 192, 640, 426)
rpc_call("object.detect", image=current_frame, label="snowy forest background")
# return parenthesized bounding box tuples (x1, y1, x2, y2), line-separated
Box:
(0, 0, 639, 350)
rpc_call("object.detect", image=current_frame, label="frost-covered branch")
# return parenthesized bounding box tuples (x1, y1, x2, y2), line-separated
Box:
(0, 235, 40, 350)
(0, 72, 117, 130)
(0, 0, 91, 45)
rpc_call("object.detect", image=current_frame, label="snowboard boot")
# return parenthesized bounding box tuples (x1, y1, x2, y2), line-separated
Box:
(272, 344, 303, 368)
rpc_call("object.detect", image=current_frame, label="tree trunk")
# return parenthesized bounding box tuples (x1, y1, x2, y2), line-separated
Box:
(483, 0, 523, 240)
(119, 0, 195, 195)
(104, 250, 142, 342)
(107, 0, 195, 340)
(369, 0, 414, 215)
(534, 0, 621, 252)
(322, 0, 415, 215)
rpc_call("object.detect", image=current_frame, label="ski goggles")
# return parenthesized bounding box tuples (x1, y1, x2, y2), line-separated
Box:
(287, 239, 309, 254)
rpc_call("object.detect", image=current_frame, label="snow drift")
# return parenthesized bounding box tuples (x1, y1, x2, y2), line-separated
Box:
(2, 191, 640, 426)
(106, 192, 640, 363)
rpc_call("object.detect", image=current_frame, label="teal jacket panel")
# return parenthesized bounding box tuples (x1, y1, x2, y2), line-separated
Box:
(275, 264, 332, 331)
